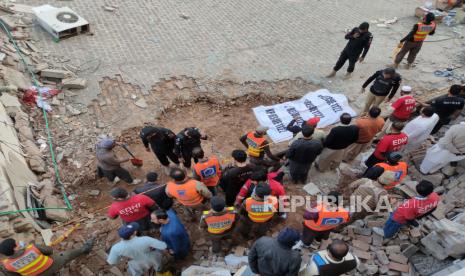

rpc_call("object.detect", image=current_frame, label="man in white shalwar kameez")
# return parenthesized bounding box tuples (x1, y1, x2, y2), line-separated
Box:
(420, 122, 465, 174)
(402, 107, 439, 153)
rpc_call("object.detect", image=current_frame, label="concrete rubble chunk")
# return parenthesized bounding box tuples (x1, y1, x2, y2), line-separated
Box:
(353, 227, 372, 236)
(401, 244, 418, 258)
(365, 264, 379, 275)
(62, 78, 87, 89)
(66, 105, 82, 116)
(421, 232, 449, 260)
(376, 250, 390, 265)
(385, 245, 401, 254)
(372, 234, 383, 246)
(135, 98, 148, 109)
(79, 265, 93, 276)
(0, 93, 21, 107)
(303, 182, 321, 195)
(0, 65, 31, 90)
(41, 69, 70, 79)
(109, 267, 124, 276)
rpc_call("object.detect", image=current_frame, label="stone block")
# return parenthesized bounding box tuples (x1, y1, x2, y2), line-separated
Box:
(365, 264, 379, 275)
(41, 69, 70, 79)
(401, 244, 418, 258)
(385, 245, 401, 254)
(372, 234, 384, 246)
(409, 228, 421, 238)
(355, 234, 372, 244)
(62, 78, 87, 89)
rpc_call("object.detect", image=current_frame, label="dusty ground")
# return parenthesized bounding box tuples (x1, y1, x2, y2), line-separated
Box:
(53, 95, 318, 275)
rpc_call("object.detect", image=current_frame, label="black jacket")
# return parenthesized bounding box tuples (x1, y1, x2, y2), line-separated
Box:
(362, 70, 402, 99)
(249, 237, 302, 276)
(287, 138, 323, 163)
(343, 28, 373, 58)
(324, 125, 359, 150)
(140, 126, 176, 152)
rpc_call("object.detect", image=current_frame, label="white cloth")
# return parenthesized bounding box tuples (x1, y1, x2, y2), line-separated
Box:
(420, 144, 465, 174)
(402, 114, 439, 153)
(107, 236, 167, 276)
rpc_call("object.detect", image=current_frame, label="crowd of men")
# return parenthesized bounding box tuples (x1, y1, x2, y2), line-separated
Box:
(1, 12, 465, 276)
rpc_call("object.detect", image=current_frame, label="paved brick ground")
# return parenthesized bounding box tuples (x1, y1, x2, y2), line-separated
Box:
(21, 0, 452, 104)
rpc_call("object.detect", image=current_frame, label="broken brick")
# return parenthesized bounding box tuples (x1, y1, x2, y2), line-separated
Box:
(389, 253, 408, 264)
(352, 239, 370, 251)
(409, 228, 421, 238)
(388, 262, 410, 272)
(372, 234, 383, 246)
(355, 234, 372, 244)
(354, 227, 372, 236)
(353, 249, 373, 260)
(401, 244, 419, 258)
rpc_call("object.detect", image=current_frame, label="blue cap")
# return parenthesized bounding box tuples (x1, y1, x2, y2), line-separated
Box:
(118, 222, 139, 239)
(277, 227, 300, 247)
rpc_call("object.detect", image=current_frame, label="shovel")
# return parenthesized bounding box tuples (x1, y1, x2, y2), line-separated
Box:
(121, 144, 144, 167)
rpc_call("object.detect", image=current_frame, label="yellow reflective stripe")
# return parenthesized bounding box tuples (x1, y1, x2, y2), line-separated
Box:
(16, 254, 44, 273)
(23, 256, 50, 275)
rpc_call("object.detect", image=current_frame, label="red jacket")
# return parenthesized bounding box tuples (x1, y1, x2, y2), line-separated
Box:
(235, 172, 286, 206)
(392, 193, 440, 224)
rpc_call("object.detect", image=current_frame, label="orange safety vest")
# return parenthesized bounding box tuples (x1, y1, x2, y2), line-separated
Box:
(413, 21, 436, 42)
(376, 162, 408, 190)
(245, 196, 278, 223)
(167, 179, 204, 206)
(246, 132, 266, 158)
(2, 244, 53, 276)
(304, 204, 350, 232)
(202, 207, 236, 234)
(194, 157, 221, 187)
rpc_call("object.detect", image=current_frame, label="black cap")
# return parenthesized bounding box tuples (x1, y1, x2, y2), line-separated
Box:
(111, 187, 128, 199)
(146, 172, 158, 182)
(211, 196, 226, 212)
(0, 239, 16, 256)
(255, 183, 271, 198)
(387, 152, 402, 163)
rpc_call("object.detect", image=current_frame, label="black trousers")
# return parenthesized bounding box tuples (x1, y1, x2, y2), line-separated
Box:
(154, 149, 179, 166)
(431, 117, 451, 135)
(333, 50, 358, 73)
(364, 154, 384, 169)
(98, 166, 133, 183)
(181, 147, 199, 168)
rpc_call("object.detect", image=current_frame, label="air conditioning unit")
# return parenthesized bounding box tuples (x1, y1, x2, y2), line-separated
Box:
(32, 5, 90, 41)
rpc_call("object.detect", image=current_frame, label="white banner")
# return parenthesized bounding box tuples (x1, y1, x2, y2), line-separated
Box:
(253, 89, 357, 142)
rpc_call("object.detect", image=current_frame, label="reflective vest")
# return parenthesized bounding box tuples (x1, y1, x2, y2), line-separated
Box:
(413, 21, 436, 42)
(245, 196, 278, 223)
(2, 244, 53, 276)
(304, 204, 349, 232)
(202, 207, 236, 234)
(167, 179, 204, 206)
(376, 162, 408, 190)
(193, 157, 221, 187)
(246, 132, 266, 158)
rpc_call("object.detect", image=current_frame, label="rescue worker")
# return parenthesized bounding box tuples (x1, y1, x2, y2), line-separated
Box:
(361, 67, 402, 114)
(295, 191, 350, 248)
(288, 116, 326, 145)
(108, 187, 158, 232)
(0, 236, 94, 276)
(234, 168, 286, 210)
(378, 85, 416, 138)
(373, 180, 440, 239)
(248, 227, 302, 276)
(240, 126, 280, 169)
(301, 239, 359, 276)
(165, 168, 212, 220)
(192, 147, 222, 196)
(366, 152, 408, 190)
(96, 137, 140, 185)
(200, 196, 238, 253)
(365, 122, 408, 168)
(174, 127, 208, 169)
(393, 12, 436, 69)
(220, 150, 256, 206)
(140, 125, 179, 175)
(426, 84, 465, 134)
(343, 107, 384, 162)
(327, 22, 373, 79)
(239, 183, 278, 238)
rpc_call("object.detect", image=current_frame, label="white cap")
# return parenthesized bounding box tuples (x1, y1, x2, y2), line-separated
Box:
(401, 85, 412, 92)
